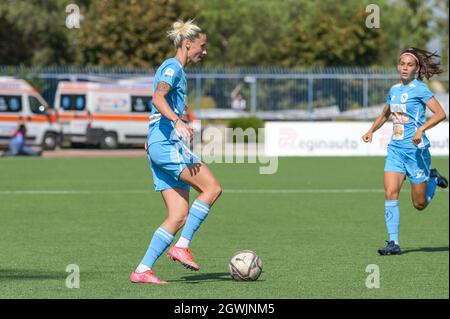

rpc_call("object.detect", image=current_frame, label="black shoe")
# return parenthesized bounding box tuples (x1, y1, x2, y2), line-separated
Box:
(430, 168, 448, 189)
(378, 240, 401, 255)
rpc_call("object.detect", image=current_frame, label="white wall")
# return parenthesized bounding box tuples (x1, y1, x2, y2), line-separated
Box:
(264, 122, 449, 156)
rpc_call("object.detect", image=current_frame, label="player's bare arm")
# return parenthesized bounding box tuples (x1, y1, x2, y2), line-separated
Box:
(422, 97, 447, 131)
(413, 97, 447, 145)
(362, 104, 391, 142)
(152, 81, 178, 122)
(152, 82, 193, 139)
(156, 81, 171, 93)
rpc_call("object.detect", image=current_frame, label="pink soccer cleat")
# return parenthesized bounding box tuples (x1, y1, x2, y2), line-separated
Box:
(130, 270, 168, 284)
(167, 246, 200, 271)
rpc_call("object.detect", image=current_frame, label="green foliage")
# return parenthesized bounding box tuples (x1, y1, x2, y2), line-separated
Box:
(196, 0, 437, 67)
(74, 0, 199, 67)
(277, 0, 382, 67)
(197, 0, 289, 67)
(228, 116, 264, 130)
(0, 0, 444, 68)
(435, 0, 449, 69)
(375, 0, 435, 65)
(0, 0, 77, 65)
(228, 116, 264, 143)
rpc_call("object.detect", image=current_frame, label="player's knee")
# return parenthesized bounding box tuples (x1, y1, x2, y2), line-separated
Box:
(413, 200, 427, 211)
(210, 182, 222, 201)
(168, 214, 187, 229)
(385, 190, 399, 200)
(203, 182, 222, 203)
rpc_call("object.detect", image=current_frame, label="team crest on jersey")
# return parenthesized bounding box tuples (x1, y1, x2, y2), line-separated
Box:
(164, 68, 175, 77)
(400, 93, 408, 103)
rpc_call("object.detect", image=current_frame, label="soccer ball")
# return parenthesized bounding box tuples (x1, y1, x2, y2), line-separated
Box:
(228, 250, 263, 281)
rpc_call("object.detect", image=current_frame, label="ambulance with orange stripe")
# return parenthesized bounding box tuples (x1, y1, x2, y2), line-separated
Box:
(54, 78, 154, 148)
(0, 76, 59, 150)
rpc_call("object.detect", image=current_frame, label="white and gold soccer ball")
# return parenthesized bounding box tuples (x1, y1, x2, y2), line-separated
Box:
(228, 250, 263, 281)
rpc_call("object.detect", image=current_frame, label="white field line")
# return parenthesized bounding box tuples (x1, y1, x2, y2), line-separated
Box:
(0, 188, 446, 195)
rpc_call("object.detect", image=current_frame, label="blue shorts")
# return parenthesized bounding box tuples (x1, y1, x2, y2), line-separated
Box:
(384, 145, 431, 184)
(147, 139, 201, 192)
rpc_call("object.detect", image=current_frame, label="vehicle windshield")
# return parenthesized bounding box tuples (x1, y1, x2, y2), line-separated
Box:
(29, 95, 47, 114)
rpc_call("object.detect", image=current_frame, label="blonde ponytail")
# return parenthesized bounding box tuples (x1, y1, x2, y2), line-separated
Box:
(167, 19, 203, 48)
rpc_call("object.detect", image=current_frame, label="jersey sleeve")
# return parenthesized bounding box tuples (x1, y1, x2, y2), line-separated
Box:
(418, 84, 434, 104)
(157, 61, 181, 88)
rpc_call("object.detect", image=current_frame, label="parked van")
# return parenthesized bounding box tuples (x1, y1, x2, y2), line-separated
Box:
(54, 78, 154, 148)
(0, 76, 59, 150)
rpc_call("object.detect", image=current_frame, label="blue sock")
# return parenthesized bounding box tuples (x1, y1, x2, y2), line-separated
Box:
(140, 227, 174, 268)
(426, 177, 437, 204)
(180, 200, 210, 241)
(385, 200, 400, 243)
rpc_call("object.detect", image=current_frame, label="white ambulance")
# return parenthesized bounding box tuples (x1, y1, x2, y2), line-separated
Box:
(54, 78, 154, 148)
(0, 76, 59, 150)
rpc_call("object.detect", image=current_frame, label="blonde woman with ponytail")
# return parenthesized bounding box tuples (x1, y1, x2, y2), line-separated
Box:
(130, 20, 222, 284)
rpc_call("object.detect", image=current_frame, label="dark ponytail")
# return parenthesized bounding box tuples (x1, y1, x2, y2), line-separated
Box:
(400, 47, 444, 81)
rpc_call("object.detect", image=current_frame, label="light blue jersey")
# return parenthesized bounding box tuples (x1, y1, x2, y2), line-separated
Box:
(386, 79, 434, 149)
(147, 57, 200, 192)
(384, 79, 435, 184)
(150, 57, 186, 118)
(149, 57, 187, 145)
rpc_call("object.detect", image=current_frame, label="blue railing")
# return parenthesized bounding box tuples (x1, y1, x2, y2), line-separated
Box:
(1, 66, 448, 120)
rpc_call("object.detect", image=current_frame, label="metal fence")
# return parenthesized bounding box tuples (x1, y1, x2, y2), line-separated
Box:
(1, 66, 448, 120)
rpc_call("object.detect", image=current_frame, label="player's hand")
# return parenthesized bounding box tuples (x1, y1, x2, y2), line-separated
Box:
(362, 131, 373, 143)
(412, 128, 423, 145)
(175, 119, 194, 143)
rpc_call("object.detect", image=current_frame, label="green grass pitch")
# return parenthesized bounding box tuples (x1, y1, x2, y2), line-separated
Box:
(0, 156, 448, 298)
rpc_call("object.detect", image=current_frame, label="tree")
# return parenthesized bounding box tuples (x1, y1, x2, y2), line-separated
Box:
(376, 0, 434, 66)
(434, 0, 449, 69)
(0, 0, 442, 68)
(197, 0, 436, 67)
(74, 0, 199, 67)
(277, 0, 382, 67)
(0, 0, 78, 65)
(196, 0, 290, 66)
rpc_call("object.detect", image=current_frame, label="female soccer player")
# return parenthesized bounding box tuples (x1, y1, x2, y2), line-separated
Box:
(130, 20, 222, 284)
(362, 47, 448, 255)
